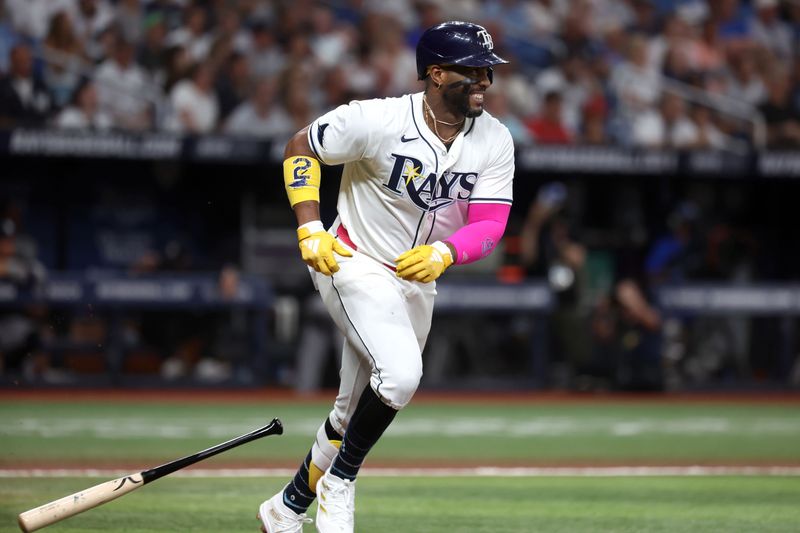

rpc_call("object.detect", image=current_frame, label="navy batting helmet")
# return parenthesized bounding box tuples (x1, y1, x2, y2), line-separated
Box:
(416, 21, 508, 81)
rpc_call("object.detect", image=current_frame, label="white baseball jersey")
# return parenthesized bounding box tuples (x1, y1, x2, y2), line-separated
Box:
(307, 91, 514, 265)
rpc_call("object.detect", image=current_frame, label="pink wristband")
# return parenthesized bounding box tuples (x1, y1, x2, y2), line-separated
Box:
(447, 203, 511, 265)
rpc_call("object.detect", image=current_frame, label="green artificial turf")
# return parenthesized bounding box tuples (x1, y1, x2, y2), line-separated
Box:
(1, 400, 799, 466)
(2, 476, 799, 533)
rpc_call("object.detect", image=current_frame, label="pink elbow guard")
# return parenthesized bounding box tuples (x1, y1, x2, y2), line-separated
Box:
(447, 203, 511, 265)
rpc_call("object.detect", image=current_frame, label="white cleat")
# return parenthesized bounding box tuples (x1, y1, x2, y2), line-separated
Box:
(315, 472, 355, 533)
(258, 491, 313, 533)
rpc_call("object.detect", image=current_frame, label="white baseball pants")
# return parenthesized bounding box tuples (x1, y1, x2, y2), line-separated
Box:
(310, 244, 435, 434)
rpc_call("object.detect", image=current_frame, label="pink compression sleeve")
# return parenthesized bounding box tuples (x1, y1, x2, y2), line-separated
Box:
(446, 203, 511, 265)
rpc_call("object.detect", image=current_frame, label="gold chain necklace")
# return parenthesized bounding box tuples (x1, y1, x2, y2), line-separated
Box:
(423, 95, 464, 144)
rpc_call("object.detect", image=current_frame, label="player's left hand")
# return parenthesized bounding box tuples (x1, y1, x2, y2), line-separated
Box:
(394, 241, 453, 283)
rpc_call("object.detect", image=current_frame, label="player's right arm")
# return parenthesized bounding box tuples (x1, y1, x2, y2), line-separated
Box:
(284, 127, 351, 276)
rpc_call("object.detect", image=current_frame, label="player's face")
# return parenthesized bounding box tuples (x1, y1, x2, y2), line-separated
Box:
(440, 65, 491, 118)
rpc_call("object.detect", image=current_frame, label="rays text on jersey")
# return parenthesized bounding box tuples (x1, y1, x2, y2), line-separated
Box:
(384, 153, 477, 212)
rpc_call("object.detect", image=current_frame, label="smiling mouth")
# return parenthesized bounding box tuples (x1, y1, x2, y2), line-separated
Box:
(470, 92, 485, 105)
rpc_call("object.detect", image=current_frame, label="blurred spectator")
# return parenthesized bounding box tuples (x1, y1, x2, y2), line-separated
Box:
(161, 44, 192, 93)
(627, 0, 661, 35)
(209, 7, 250, 59)
(0, 43, 52, 127)
(520, 182, 591, 387)
(53, 77, 112, 130)
(758, 67, 800, 148)
(590, 278, 663, 391)
(283, 32, 320, 90)
(688, 17, 727, 81)
(343, 40, 381, 98)
(580, 93, 610, 145)
(66, 0, 115, 62)
(131, 238, 229, 382)
(791, 3, 800, 48)
(749, 0, 793, 61)
(5, 0, 67, 40)
(319, 65, 356, 110)
(42, 10, 88, 108)
(482, 0, 539, 41)
(536, 52, 597, 135)
(372, 23, 418, 97)
(215, 51, 251, 121)
(165, 62, 219, 134)
(793, 57, 800, 118)
(143, 0, 185, 34)
(528, 0, 569, 39)
(0, 213, 48, 379)
(283, 77, 316, 133)
(642, 200, 705, 388)
(649, 13, 691, 74)
(645, 200, 705, 286)
(94, 36, 153, 130)
(662, 43, 699, 86)
(631, 92, 697, 149)
(406, 0, 447, 46)
(115, 0, 143, 45)
(309, 2, 354, 69)
(611, 33, 661, 114)
(294, 296, 344, 394)
(0, 0, 18, 74)
(724, 48, 767, 107)
(165, 3, 211, 62)
(247, 21, 286, 78)
(202, 263, 248, 383)
(559, 5, 602, 61)
(686, 103, 739, 151)
(596, 22, 627, 70)
(525, 90, 573, 144)
(137, 13, 169, 85)
(709, 0, 750, 45)
(484, 84, 533, 147)
(224, 76, 293, 139)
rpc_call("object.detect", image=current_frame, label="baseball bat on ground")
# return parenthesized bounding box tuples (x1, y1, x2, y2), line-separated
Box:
(18, 417, 283, 532)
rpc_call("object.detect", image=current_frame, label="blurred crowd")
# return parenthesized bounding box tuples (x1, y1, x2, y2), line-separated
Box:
(0, 0, 799, 148)
(513, 177, 800, 392)
(2, 0, 800, 389)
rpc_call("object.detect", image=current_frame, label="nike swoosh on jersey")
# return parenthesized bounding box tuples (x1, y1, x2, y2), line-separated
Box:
(400, 135, 419, 142)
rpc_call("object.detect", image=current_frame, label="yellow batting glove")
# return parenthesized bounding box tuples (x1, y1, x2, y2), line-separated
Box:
(297, 221, 352, 276)
(395, 241, 453, 283)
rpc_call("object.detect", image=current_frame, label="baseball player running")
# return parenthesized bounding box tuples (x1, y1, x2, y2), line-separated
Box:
(258, 21, 514, 533)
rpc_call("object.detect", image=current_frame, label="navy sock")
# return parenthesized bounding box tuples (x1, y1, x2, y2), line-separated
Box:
(330, 386, 398, 481)
(282, 418, 343, 514)
(282, 450, 316, 514)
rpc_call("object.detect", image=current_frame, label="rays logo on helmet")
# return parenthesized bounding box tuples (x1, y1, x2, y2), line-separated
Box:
(384, 153, 477, 211)
(415, 21, 509, 80)
(476, 29, 493, 50)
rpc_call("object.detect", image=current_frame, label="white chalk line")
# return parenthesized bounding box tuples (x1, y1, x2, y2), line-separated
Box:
(2, 466, 800, 478)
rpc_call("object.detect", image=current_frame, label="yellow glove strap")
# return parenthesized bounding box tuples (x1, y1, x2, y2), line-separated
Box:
(284, 156, 322, 207)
